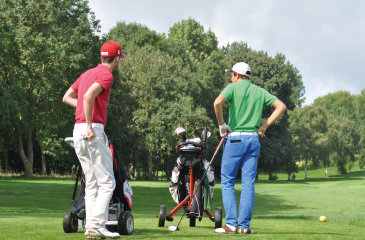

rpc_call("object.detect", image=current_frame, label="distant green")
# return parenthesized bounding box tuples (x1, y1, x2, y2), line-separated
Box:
(0, 164, 364, 239)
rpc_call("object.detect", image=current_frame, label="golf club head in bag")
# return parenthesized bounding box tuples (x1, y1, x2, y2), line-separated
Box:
(175, 127, 187, 141)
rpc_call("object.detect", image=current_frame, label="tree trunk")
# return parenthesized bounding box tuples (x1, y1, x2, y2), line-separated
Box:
(135, 148, 141, 180)
(165, 158, 171, 181)
(325, 163, 328, 178)
(16, 124, 33, 177)
(287, 173, 291, 181)
(147, 151, 153, 180)
(39, 141, 47, 175)
(304, 159, 308, 180)
(3, 152, 11, 173)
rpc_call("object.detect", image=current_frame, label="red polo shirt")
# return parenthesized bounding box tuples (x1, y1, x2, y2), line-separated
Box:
(71, 64, 114, 126)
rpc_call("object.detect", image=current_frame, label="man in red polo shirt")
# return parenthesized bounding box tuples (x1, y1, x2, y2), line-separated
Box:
(63, 40, 127, 239)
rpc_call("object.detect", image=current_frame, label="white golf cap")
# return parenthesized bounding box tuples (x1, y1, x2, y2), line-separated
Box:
(225, 62, 251, 78)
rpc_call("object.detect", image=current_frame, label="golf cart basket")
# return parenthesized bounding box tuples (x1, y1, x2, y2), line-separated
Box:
(158, 127, 222, 229)
(62, 138, 134, 235)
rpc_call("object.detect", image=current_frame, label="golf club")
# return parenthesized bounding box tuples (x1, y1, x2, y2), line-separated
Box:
(209, 132, 227, 165)
(167, 210, 186, 231)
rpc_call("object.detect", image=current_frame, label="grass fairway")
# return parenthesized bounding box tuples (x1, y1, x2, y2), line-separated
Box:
(0, 165, 364, 240)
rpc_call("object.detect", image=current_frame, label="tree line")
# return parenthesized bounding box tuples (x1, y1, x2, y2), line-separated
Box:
(289, 90, 364, 179)
(0, 0, 362, 179)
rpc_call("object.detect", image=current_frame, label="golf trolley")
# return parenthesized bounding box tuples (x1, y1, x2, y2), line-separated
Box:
(62, 137, 134, 235)
(158, 127, 223, 230)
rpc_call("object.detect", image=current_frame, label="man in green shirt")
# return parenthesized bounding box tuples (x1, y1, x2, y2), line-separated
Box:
(214, 62, 286, 234)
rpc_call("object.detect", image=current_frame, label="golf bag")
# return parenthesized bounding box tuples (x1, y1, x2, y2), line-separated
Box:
(63, 138, 134, 235)
(71, 141, 132, 217)
(168, 138, 216, 218)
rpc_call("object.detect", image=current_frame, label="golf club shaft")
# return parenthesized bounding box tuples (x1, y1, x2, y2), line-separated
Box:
(209, 132, 227, 165)
(175, 208, 186, 229)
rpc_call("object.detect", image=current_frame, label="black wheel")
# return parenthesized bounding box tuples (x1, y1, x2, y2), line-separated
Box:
(158, 205, 167, 227)
(189, 216, 196, 227)
(215, 207, 222, 229)
(63, 209, 78, 233)
(105, 225, 118, 233)
(118, 211, 134, 235)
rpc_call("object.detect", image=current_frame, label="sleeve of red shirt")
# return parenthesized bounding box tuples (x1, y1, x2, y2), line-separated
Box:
(71, 76, 81, 93)
(96, 73, 114, 90)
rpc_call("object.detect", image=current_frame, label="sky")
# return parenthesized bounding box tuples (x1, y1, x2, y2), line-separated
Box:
(88, 0, 365, 105)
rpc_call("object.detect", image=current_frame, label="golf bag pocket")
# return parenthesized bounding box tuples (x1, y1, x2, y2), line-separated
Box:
(123, 181, 133, 210)
(171, 167, 179, 183)
(203, 159, 215, 198)
(177, 152, 203, 167)
(169, 182, 179, 204)
(71, 193, 85, 217)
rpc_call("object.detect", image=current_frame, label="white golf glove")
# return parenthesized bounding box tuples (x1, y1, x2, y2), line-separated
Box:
(219, 123, 231, 137)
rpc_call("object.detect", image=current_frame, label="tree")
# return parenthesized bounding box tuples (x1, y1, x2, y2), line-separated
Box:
(313, 91, 361, 173)
(107, 20, 223, 179)
(0, 0, 101, 176)
(116, 45, 213, 180)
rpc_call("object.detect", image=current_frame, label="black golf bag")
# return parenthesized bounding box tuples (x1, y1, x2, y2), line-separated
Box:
(63, 139, 134, 235)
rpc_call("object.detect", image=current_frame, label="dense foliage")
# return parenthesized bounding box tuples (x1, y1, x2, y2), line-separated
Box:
(289, 90, 364, 177)
(7, 1, 359, 180)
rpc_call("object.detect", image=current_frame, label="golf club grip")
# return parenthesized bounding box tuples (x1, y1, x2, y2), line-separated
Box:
(202, 127, 208, 143)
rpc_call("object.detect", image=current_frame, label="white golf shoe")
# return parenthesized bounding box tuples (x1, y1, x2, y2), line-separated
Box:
(238, 227, 254, 234)
(85, 227, 120, 239)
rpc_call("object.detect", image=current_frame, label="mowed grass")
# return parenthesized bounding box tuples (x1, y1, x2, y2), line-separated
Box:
(0, 164, 364, 240)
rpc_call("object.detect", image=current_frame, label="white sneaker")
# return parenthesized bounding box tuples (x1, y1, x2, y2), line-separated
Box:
(238, 227, 254, 234)
(86, 227, 120, 239)
(215, 224, 237, 233)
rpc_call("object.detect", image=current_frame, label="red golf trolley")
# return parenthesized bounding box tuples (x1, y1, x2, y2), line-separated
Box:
(158, 127, 223, 230)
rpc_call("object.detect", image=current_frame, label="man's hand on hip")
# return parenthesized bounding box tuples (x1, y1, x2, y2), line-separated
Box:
(86, 126, 95, 141)
(219, 123, 231, 137)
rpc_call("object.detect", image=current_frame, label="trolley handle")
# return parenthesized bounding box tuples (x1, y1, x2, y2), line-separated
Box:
(177, 141, 204, 148)
(64, 137, 74, 148)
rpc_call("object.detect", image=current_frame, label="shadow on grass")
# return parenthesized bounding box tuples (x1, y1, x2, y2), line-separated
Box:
(254, 169, 364, 184)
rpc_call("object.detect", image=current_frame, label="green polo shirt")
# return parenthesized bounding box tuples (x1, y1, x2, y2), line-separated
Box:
(220, 80, 277, 132)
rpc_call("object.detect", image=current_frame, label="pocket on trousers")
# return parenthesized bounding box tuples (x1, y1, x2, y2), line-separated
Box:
(251, 140, 261, 157)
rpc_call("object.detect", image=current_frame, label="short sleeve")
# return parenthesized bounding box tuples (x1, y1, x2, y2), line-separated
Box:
(96, 73, 113, 90)
(220, 84, 234, 103)
(71, 76, 81, 93)
(263, 89, 278, 107)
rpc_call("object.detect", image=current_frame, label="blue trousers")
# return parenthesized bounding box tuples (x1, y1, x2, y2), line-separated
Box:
(221, 134, 260, 228)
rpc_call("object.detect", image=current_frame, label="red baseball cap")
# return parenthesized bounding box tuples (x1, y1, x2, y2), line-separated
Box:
(100, 40, 127, 58)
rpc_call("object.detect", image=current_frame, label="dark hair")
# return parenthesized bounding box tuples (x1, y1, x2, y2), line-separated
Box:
(101, 56, 117, 64)
(233, 71, 250, 79)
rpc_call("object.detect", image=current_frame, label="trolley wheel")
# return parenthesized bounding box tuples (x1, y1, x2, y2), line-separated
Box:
(118, 211, 134, 235)
(158, 205, 167, 227)
(215, 207, 222, 229)
(63, 209, 78, 233)
(189, 216, 196, 227)
(106, 225, 118, 233)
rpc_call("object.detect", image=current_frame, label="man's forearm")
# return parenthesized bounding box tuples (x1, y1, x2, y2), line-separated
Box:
(214, 104, 225, 125)
(261, 100, 287, 129)
(84, 96, 94, 127)
(63, 87, 77, 108)
(214, 95, 226, 125)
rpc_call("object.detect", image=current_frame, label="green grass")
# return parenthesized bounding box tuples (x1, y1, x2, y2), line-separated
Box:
(0, 165, 365, 240)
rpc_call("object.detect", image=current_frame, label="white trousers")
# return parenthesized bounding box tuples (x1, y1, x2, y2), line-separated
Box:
(73, 123, 115, 229)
